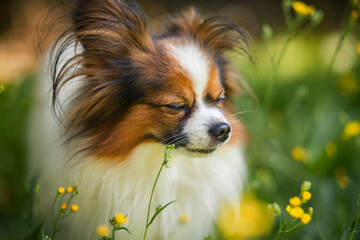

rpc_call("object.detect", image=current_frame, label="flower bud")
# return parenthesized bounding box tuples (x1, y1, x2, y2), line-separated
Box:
(301, 181, 312, 192)
(310, 11, 324, 25)
(262, 24, 273, 42)
(308, 207, 313, 215)
(268, 202, 281, 215)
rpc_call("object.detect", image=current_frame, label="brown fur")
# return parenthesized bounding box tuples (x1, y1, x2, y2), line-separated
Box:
(49, 0, 252, 159)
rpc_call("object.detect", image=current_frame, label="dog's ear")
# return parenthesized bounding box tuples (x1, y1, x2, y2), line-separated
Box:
(164, 7, 251, 58)
(71, 0, 154, 64)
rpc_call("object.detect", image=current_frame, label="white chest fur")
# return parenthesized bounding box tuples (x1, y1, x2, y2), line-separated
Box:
(66, 143, 246, 240)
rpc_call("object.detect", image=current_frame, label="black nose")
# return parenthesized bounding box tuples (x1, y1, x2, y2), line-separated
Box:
(209, 123, 231, 142)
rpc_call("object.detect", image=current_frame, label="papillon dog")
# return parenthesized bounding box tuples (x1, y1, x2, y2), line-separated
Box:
(29, 0, 251, 239)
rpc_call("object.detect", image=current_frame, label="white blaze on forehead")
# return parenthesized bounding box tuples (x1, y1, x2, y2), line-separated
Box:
(170, 44, 209, 99)
(169, 43, 230, 149)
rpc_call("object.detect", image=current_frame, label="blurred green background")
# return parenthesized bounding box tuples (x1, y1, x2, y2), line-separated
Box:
(0, 0, 359, 239)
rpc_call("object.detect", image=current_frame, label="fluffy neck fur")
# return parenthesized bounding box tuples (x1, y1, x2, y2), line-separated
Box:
(67, 143, 246, 239)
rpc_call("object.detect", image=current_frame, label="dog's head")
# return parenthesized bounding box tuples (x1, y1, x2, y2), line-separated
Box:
(51, 0, 251, 159)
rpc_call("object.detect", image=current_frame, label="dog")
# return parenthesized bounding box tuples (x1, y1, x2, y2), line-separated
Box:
(29, 0, 250, 239)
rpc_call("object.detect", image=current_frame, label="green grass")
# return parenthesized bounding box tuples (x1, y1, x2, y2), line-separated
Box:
(0, 35, 360, 239)
(237, 35, 360, 239)
(0, 76, 36, 239)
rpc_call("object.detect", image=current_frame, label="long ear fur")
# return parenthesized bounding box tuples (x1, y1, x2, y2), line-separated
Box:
(163, 7, 253, 59)
(71, 0, 155, 60)
(50, 0, 154, 154)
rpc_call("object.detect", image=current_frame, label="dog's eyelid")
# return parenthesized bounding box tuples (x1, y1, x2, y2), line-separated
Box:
(166, 103, 189, 110)
(217, 91, 225, 99)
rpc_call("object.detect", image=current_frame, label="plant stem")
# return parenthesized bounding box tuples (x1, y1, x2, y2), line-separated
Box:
(52, 192, 75, 238)
(36, 192, 41, 225)
(274, 214, 290, 240)
(143, 145, 174, 240)
(349, 211, 360, 240)
(327, 25, 351, 74)
(51, 195, 59, 226)
(112, 225, 116, 240)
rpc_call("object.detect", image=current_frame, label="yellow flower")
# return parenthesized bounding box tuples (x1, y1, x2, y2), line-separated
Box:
(286, 205, 292, 213)
(325, 142, 337, 157)
(61, 203, 67, 211)
(179, 213, 191, 223)
(338, 176, 350, 189)
(96, 224, 110, 237)
(291, 146, 307, 162)
(343, 121, 360, 138)
(66, 186, 73, 193)
(302, 191, 311, 201)
(289, 196, 301, 207)
(57, 187, 65, 194)
(357, 43, 360, 55)
(338, 73, 360, 97)
(71, 204, 79, 212)
(114, 212, 127, 225)
(218, 196, 273, 239)
(290, 206, 304, 218)
(301, 213, 312, 224)
(351, 10, 359, 21)
(335, 166, 350, 189)
(292, 1, 315, 15)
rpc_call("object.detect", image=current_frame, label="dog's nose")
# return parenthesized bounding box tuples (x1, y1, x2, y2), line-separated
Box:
(209, 123, 231, 142)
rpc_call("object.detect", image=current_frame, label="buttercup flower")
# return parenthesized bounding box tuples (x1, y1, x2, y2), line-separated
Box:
(357, 43, 360, 55)
(66, 186, 74, 193)
(289, 196, 301, 207)
(57, 187, 65, 194)
(96, 224, 110, 237)
(343, 121, 360, 138)
(286, 205, 292, 213)
(301, 213, 312, 224)
(292, 1, 315, 15)
(302, 191, 311, 201)
(351, 10, 359, 21)
(290, 207, 304, 218)
(338, 73, 360, 97)
(336, 166, 350, 189)
(114, 212, 127, 225)
(218, 196, 273, 239)
(292, 146, 307, 162)
(325, 142, 337, 157)
(61, 203, 67, 211)
(71, 204, 79, 212)
(179, 213, 191, 223)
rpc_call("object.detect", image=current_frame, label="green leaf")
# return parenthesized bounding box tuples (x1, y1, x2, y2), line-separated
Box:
(148, 200, 176, 226)
(25, 222, 44, 240)
(114, 226, 131, 235)
(349, 215, 360, 232)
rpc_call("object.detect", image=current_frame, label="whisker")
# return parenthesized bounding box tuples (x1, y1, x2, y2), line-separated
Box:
(159, 133, 186, 144)
(231, 110, 256, 116)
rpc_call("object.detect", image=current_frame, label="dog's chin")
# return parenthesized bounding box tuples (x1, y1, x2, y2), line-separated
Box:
(175, 146, 218, 158)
